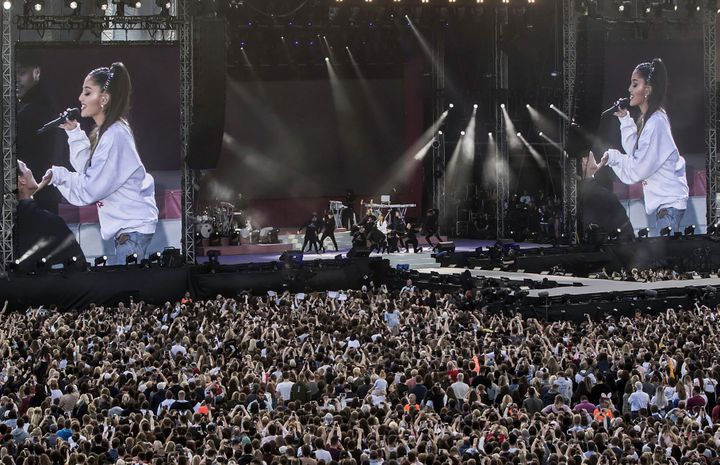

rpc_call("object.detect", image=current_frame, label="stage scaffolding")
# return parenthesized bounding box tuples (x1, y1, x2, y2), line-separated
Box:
(704, 5, 718, 228)
(0, 3, 195, 271)
(561, 0, 577, 242)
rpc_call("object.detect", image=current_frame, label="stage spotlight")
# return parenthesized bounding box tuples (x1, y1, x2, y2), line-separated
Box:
(65, 0, 78, 8)
(449, 103, 454, 109)
(473, 104, 478, 109)
(660, 226, 672, 237)
(96, 0, 107, 9)
(608, 228, 621, 241)
(125, 253, 138, 265)
(684, 224, 696, 236)
(94, 255, 107, 267)
(7, 260, 20, 272)
(149, 251, 162, 265)
(538, 131, 543, 136)
(438, 130, 443, 135)
(32, 0, 43, 11)
(36, 257, 48, 269)
(3, 0, 11, 9)
(638, 227, 649, 238)
(500, 103, 505, 109)
(708, 223, 720, 235)
(133, 0, 141, 6)
(460, 131, 466, 136)
(155, 0, 170, 12)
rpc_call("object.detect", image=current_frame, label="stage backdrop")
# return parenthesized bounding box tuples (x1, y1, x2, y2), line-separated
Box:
(198, 74, 424, 227)
(15, 43, 182, 262)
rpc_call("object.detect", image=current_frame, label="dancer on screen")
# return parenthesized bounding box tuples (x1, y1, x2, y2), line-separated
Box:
(598, 58, 689, 235)
(43, 62, 158, 264)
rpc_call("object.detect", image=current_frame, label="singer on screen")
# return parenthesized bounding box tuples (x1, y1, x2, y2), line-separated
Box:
(598, 58, 689, 235)
(43, 62, 158, 264)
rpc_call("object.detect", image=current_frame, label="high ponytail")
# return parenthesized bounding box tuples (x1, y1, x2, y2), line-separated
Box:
(87, 62, 133, 154)
(635, 57, 668, 122)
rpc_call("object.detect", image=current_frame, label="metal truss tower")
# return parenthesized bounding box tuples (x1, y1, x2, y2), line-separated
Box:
(0, 7, 14, 271)
(704, 5, 718, 228)
(561, 0, 577, 242)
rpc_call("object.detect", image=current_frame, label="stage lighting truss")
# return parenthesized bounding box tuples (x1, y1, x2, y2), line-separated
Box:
(16, 12, 180, 30)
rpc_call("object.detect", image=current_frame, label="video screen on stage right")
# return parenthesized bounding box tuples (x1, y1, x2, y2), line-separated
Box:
(597, 39, 706, 236)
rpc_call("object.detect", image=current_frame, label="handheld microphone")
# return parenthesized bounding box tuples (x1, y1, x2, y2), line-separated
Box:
(36, 108, 81, 135)
(601, 98, 629, 118)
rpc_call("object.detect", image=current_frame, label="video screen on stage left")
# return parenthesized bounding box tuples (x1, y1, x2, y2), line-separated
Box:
(14, 43, 181, 268)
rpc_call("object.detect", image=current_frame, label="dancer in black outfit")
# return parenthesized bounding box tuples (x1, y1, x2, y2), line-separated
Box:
(297, 213, 321, 253)
(319, 212, 339, 253)
(386, 230, 400, 253)
(423, 208, 442, 250)
(342, 188, 355, 229)
(405, 223, 420, 253)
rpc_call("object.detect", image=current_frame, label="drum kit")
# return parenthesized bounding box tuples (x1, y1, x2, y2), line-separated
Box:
(194, 201, 278, 245)
(194, 201, 249, 239)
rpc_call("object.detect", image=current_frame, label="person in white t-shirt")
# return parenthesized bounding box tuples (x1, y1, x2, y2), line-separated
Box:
(276, 375, 295, 403)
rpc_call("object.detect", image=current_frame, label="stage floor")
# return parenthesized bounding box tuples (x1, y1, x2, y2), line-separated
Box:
(195, 239, 551, 265)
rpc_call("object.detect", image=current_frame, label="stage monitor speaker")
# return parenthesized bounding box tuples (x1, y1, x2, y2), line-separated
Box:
(347, 246, 371, 258)
(436, 241, 456, 253)
(161, 247, 184, 268)
(187, 17, 227, 170)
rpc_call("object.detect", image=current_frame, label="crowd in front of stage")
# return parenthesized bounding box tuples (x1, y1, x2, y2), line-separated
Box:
(1, 284, 720, 465)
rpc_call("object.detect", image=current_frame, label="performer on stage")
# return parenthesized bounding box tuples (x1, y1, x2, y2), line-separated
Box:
(45, 62, 158, 264)
(351, 226, 368, 248)
(404, 222, 420, 253)
(298, 212, 321, 253)
(342, 188, 355, 229)
(389, 210, 406, 250)
(599, 58, 689, 235)
(422, 208, 442, 250)
(319, 212, 339, 253)
(14, 160, 86, 271)
(386, 229, 400, 253)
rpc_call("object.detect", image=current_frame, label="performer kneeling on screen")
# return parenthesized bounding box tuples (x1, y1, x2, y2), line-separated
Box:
(598, 58, 689, 236)
(44, 62, 158, 264)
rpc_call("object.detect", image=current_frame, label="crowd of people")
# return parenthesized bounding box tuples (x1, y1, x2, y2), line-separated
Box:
(2, 284, 720, 465)
(593, 268, 703, 282)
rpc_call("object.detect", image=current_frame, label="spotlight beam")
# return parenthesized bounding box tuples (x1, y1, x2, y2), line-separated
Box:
(526, 104, 557, 139)
(517, 133, 547, 168)
(539, 132, 563, 152)
(500, 105, 522, 151)
(549, 103, 570, 121)
(444, 106, 477, 187)
(378, 110, 449, 193)
(346, 47, 393, 140)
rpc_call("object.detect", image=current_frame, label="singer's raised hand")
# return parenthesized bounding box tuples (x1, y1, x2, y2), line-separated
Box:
(613, 100, 628, 118)
(58, 109, 79, 131)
